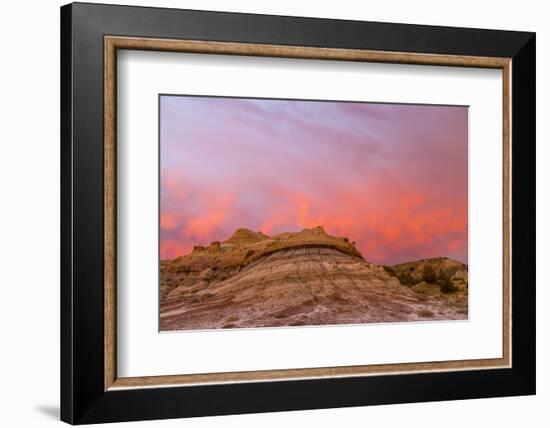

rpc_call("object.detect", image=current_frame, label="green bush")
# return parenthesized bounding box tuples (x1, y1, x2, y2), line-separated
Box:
(397, 272, 413, 285)
(438, 270, 458, 293)
(383, 266, 397, 277)
(422, 264, 437, 283)
(397, 272, 421, 286)
(441, 281, 458, 293)
(410, 275, 422, 285)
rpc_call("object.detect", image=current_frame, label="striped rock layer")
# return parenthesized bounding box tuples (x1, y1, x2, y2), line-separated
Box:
(160, 228, 467, 331)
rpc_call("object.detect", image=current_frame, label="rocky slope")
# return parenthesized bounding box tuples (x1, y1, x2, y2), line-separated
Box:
(392, 257, 468, 284)
(160, 227, 468, 331)
(389, 257, 468, 306)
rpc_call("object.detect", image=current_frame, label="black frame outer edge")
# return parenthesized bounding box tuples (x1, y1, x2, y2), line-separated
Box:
(60, 2, 536, 424)
(510, 35, 536, 392)
(60, 4, 74, 425)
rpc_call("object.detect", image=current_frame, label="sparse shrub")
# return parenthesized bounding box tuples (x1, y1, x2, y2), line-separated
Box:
(383, 266, 397, 277)
(441, 283, 458, 293)
(438, 270, 458, 293)
(422, 264, 437, 283)
(397, 272, 421, 286)
(289, 321, 305, 326)
(410, 275, 422, 285)
(397, 272, 413, 286)
(225, 314, 239, 322)
(418, 308, 434, 317)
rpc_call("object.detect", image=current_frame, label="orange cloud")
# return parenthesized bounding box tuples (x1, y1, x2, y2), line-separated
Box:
(182, 193, 235, 243)
(159, 96, 468, 264)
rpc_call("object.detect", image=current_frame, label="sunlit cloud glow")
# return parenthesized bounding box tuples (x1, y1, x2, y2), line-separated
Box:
(160, 96, 468, 265)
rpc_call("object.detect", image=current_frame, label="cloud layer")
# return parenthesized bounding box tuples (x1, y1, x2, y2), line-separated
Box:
(160, 96, 467, 265)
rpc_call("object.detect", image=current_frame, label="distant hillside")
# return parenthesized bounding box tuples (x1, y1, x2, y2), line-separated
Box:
(386, 257, 468, 303)
(392, 257, 468, 280)
(160, 228, 468, 331)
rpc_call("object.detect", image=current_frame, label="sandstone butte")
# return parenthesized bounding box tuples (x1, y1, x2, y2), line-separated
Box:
(160, 226, 468, 331)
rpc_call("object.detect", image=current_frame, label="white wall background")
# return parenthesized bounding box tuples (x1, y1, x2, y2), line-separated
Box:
(0, 0, 546, 426)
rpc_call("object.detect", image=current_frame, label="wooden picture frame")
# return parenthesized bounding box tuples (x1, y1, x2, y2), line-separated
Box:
(61, 2, 535, 424)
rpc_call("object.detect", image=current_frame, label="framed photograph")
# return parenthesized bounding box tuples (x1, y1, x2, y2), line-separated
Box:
(60, 2, 535, 424)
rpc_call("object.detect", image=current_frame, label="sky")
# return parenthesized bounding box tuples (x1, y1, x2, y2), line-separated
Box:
(160, 95, 468, 265)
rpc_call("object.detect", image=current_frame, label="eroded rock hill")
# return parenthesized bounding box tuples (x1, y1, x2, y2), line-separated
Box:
(160, 227, 467, 331)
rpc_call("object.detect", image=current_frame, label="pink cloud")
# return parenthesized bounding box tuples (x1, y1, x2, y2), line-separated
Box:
(160, 96, 468, 265)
